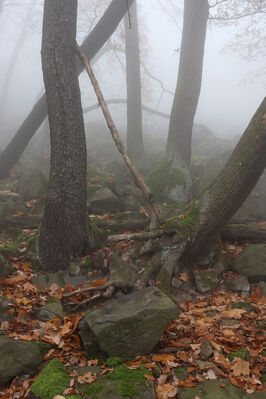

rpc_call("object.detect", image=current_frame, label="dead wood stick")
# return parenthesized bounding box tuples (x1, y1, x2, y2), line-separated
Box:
(75, 43, 160, 230)
(63, 280, 116, 298)
(72, 292, 102, 310)
(107, 230, 164, 242)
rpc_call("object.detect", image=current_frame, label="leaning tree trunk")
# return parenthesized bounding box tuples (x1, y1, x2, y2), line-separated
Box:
(0, 0, 135, 181)
(179, 96, 266, 267)
(39, 0, 90, 272)
(124, 0, 144, 163)
(165, 0, 209, 168)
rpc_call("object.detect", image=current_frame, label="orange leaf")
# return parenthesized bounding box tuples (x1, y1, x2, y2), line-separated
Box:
(230, 358, 250, 377)
(77, 372, 97, 384)
(152, 354, 176, 362)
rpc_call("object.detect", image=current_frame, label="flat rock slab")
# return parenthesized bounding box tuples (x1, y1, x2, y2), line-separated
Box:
(0, 336, 50, 385)
(81, 286, 179, 357)
(233, 244, 266, 282)
(179, 379, 265, 399)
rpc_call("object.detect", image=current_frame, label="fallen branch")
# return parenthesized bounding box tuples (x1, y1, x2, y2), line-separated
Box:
(63, 280, 117, 299)
(107, 230, 164, 242)
(75, 43, 160, 230)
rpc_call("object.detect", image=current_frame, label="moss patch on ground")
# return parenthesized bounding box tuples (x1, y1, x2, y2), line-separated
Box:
(145, 161, 185, 202)
(30, 358, 70, 399)
(80, 364, 152, 399)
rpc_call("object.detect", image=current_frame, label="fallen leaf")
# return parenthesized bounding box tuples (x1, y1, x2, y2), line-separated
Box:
(221, 309, 246, 319)
(203, 369, 217, 380)
(77, 372, 97, 384)
(144, 374, 155, 381)
(152, 354, 176, 362)
(230, 358, 250, 377)
(156, 384, 178, 399)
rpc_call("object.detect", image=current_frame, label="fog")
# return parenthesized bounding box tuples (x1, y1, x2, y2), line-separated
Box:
(0, 0, 265, 149)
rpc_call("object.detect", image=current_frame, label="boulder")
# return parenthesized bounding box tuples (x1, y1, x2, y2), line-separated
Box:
(194, 269, 218, 293)
(178, 379, 265, 399)
(0, 255, 15, 278)
(0, 336, 50, 385)
(224, 275, 250, 292)
(29, 358, 70, 399)
(35, 301, 63, 321)
(0, 296, 13, 322)
(87, 187, 122, 214)
(233, 244, 266, 282)
(79, 287, 179, 357)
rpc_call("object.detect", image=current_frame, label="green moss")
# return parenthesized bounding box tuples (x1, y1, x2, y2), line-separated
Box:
(106, 357, 127, 367)
(87, 164, 112, 183)
(174, 367, 188, 381)
(88, 216, 107, 248)
(227, 348, 251, 362)
(261, 374, 266, 383)
(109, 365, 151, 398)
(163, 204, 199, 235)
(79, 381, 104, 399)
(30, 358, 70, 399)
(145, 161, 185, 202)
(66, 396, 83, 399)
(231, 301, 254, 313)
(80, 364, 151, 399)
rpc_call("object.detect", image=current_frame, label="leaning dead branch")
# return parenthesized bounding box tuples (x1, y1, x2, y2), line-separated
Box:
(75, 43, 160, 230)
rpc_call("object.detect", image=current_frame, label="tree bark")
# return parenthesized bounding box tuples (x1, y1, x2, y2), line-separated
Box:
(124, 1, 144, 162)
(0, 0, 135, 180)
(165, 0, 209, 167)
(179, 96, 266, 266)
(38, 0, 89, 272)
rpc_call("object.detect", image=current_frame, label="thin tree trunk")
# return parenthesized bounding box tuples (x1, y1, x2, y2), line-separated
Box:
(165, 0, 209, 167)
(179, 96, 266, 266)
(76, 44, 160, 230)
(124, 1, 144, 162)
(39, 0, 89, 272)
(0, 0, 135, 181)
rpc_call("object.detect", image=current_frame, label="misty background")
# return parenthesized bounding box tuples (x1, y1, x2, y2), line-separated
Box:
(0, 0, 265, 149)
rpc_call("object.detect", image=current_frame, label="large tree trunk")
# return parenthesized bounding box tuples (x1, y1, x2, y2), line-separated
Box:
(39, 0, 89, 272)
(124, 1, 144, 162)
(179, 96, 266, 266)
(165, 0, 209, 167)
(0, 0, 135, 181)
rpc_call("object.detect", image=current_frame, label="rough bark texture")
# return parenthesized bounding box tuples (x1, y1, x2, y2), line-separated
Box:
(0, 0, 135, 180)
(124, 1, 144, 162)
(166, 0, 209, 167)
(180, 96, 266, 265)
(39, 0, 89, 271)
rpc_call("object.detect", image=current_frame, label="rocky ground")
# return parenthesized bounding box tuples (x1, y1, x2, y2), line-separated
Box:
(0, 149, 265, 398)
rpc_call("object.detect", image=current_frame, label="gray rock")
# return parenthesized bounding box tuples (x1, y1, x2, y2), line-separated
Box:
(88, 187, 122, 214)
(233, 244, 266, 282)
(36, 301, 63, 321)
(213, 253, 233, 275)
(0, 296, 13, 322)
(179, 378, 265, 399)
(0, 336, 49, 385)
(109, 253, 139, 289)
(194, 269, 218, 293)
(80, 287, 179, 357)
(0, 255, 15, 278)
(32, 270, 87, 290)
(258, 281, 266, 296)
(224, 275, 250, 292)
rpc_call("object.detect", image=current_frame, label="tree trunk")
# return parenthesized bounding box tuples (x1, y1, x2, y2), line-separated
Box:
(39, 0, 89, 272)
(0, 0, 135, 181)
(179, 96, 266, 266)
(165, 0, 209, 167)
(124, 1, 144, 162)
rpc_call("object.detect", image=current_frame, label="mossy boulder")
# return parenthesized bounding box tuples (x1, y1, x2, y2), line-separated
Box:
(0, 255, 15, 278)
(224, 275, 250, 292)
(0, 336, 50, 385)
(35, 301, 63, 321)
(80, 287, 179, 357)
(233, 244, 266, 282)
(145, 160, 191, 203)
(30, 358, 70, 399)
(178, 378, 265, 399)
(87, 187, 122, 214)
(78, 364, 156, 399)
